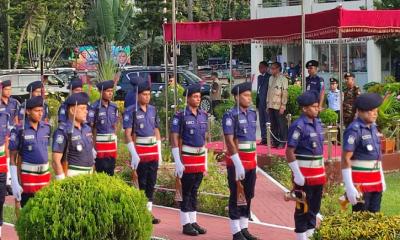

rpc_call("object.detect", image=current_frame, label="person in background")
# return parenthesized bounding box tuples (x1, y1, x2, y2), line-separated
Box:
(326, 78, 341, 121)
(210, 72, 222, 113)
(305, 60, 325, 112)
(288, 63, 297, 84)
(267, 62, 288, 149)
(343, 73, 361, 127)
(256, 61, 270, 145)
(342, 93, 385, 213)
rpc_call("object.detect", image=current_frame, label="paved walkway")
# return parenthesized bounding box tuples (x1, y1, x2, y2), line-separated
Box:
(2, 169, 296, 240)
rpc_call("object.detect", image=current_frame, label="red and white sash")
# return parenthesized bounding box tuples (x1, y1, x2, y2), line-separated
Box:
(135, 136, 159, 162)
(296, 154, 326, 185)
(20, 162, 51, 193)
(95, 133, 118, 158)
(351, 160, 382, 192)
(226, 141, 257, 170)
(181, 145, 206, 173)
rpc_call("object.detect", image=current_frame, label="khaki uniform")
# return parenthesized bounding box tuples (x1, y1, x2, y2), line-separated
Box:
(343, 85, 361, 127)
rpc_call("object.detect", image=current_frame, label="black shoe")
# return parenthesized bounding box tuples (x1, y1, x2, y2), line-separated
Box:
(6, 185, 12, 196)
(182, 223, 199, 236)
(241, 228, 258, 240)
(192, 222, 207, 234)
(257, 140, 267, 145)
(152, 215, 161, 224)
(233, 232, 247, 240)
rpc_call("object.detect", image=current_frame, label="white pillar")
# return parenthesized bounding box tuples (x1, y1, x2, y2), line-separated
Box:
(303, 43, 313, 77)
(367, 40, 381, 83)
(282, 44, 288, 64)
(251, 43, 264, 90)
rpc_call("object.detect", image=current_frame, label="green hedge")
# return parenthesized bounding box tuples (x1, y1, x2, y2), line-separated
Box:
(16, 174, 152, 240)
(287, 85, 302, 116)
(319, 108, 338, 126)
(312, 212, 400, 240)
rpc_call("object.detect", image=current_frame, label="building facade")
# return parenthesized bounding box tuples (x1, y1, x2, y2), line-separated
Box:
(250, 0, 391, 89)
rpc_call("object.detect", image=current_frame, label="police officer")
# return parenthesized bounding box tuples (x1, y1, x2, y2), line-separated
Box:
(87, 80, 118, 176)
(1, 80, 20, 195)
(305, 60, 325, 111)
(256, 61, 270, 145)
(9, 96, 51, 207)
(52, 92, 95, 179)
(123, 81, 162, 224)
(326, 78, 340, 119)
(171, 83, 208, 236)
(342, 93, 385, 213)
(18, 81, 49, 123)
(286, 91, 326, 240)
(0, 96, 9, 239)
(222, 82, 258, 240)
(58, 79, 83, 123)
(343, 73, 361, 127)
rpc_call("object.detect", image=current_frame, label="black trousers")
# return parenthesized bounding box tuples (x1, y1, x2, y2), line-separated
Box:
(0, 173, 6, 226)
(136, 161, 159, 202)
(294, 184, 323, 233)
(227, 167, 256, 220)
(258, 105, 269, 141)
(268, 108, 287, 145)
(180, 172, 203, 212)
(353, 191, 382, 213)
(21, 192, 35, 208)
(95, 157, 116, 176)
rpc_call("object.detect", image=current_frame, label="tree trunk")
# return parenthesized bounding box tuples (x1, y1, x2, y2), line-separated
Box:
(143, 30, 148, 66)
(13, 19, 29, 69)
(188, 0, 197, 73)
(148, 30, 155, 65)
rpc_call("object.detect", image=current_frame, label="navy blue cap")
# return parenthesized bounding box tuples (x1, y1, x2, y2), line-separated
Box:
(65, 92, 89, 106)
(26, 96, 44, 109)
(329, 78, 338, 84)
(344, 72, 355, 78)
(26, 81, 43, 92)
(355, 93, 383, 111)
(138, 81, 151, 93)
(306, 60, 319, 68)
(1, 80, 11, 88)
(297, 90, 320, 106)
(96, 80, 114, 91)
(231, 82, 252, 96)
(183, 83, 201, 97)
(67, 80, 83, 90)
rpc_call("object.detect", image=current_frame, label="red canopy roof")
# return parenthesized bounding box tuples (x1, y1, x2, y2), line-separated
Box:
(163, 7, 400, 44)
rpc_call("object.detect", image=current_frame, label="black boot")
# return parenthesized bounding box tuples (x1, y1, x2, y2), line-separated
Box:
(6, 185, 12, 196)
(241, 228, 259, 240)
(233, 231, 247, 240)
(152, 215, 160, 224)
(182, 223, 199, 236)
(192, 222, 207, 234)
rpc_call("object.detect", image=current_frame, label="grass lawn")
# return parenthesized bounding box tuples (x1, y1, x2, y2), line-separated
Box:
(381, 171, 400, 216)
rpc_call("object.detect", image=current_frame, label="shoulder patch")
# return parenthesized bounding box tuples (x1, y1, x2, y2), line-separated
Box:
(172, 118, 179, 125)
(225, 118, 232, 126)
(347, 135, 355, 145)
(56, 134, 64, 144)
(292, 130, 300, 140)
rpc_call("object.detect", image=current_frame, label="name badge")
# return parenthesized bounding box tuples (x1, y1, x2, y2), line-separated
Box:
(71, 135, 81, 141)
(24, 135, 34, 140)
(99, 112, 106, 116)
(362, 135, 372, 140)
(239, 119, 247, 124)
(310, 133, 317, 137)
(136, 115, 144, 119)
(186, 121, 194, 125)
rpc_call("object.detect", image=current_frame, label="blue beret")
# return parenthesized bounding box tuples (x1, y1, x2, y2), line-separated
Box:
(355, 93, 383, 111)
(297, 90, 320, 106)
(231, 82, 252, 96)
(183, 83, 201, 97)
(67, 80, 83, 90)
(26, 81, 43, 92)
(65, 92, 89, 106)
(26, 96, 44, 109)
(306, 60, 319, 68)
(96, 80, 114, 91)
(1, 80, 11, 88)
(138, 81, 151, 93)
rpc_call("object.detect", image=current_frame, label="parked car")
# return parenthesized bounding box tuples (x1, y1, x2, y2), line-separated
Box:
(116, 66, 212, 112)
(0, 72, 69, 102)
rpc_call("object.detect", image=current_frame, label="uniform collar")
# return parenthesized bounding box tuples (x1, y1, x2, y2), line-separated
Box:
(355, 117, 375, 129)
(25, 120, 44, 130)
(234, 106, 249, 115)
(185, 106, 200, 116)
(330, 89, 340, 93)
(300, 114, 317, 125)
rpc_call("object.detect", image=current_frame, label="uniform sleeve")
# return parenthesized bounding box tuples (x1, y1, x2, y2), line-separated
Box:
(52, 128, 67, 153)
(170, 113, 181, 134)
(343, 128, 359, 152)
(222, 113, 234, 136)
(122, 107, 133, 129)
(8, 128, 19, 151)
(287, 124, 302, 148)
(87, 104, 96, 125)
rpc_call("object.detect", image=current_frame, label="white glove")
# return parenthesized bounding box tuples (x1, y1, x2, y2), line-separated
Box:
(172, 147, 184, 178)
(157, 140, 163, 166)
(289, 161, 305, 186)
(10, 166, 23, 201)
(127, 142, 140, 169)
(342, 168, 360, 205)
(92, 148, 97, 159)
(231, 153, 245, 181)
(55, 174, 65, 180)
(380, 165, 386, 192)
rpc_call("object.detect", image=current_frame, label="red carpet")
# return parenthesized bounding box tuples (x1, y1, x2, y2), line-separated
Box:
(206, 141, 342, 159)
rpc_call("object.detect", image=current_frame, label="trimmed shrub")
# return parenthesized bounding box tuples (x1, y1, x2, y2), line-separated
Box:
(312, 212, 400, 240)
(213, 99, 235, 120)
(319, 108, 338, 126)
(287, 85, 302, 116)
(16, 174, 152, 240)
